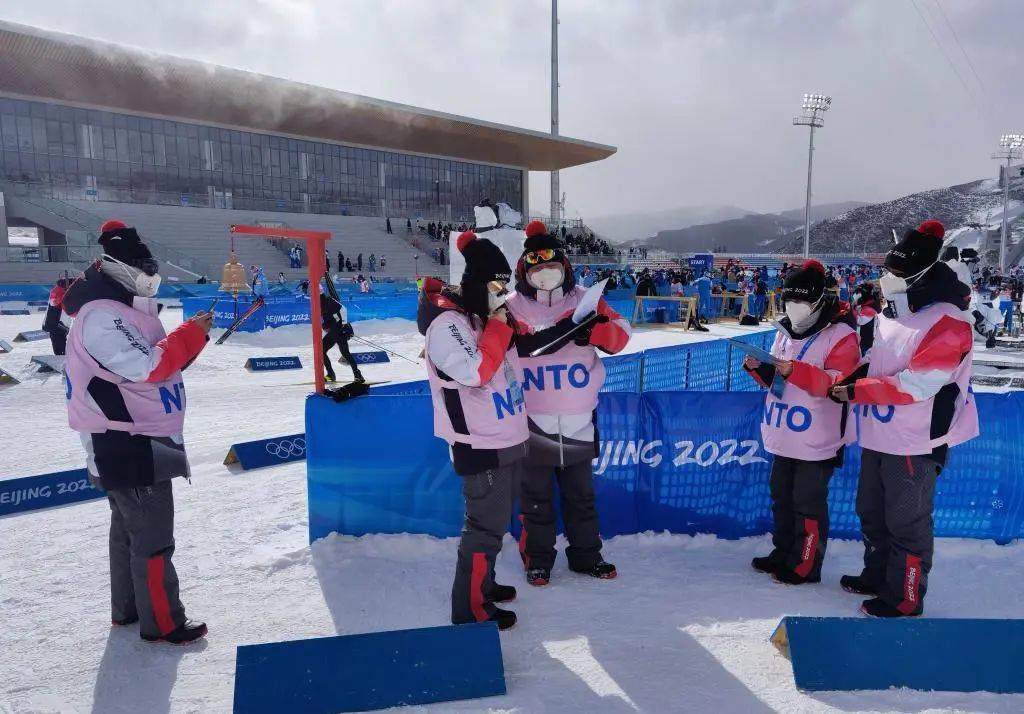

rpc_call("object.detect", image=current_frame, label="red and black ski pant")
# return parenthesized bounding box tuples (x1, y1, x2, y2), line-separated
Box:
(518, 459, 603, 573)
(451, 460, 522, 625)
(856, 449, 941, 615)
(768, 454, 834, 580)
(108, 481, 185, 638)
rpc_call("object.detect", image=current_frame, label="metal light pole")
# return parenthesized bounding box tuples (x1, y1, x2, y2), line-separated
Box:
(550, 0, 560, 226)
(793, 94, 832, 257)
(991, 134, 1023, 272)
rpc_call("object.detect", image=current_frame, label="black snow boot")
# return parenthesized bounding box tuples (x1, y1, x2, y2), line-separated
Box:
(572, 561, 617, 580)
(111, 615, 139, 626)
(751, 554, 783, 575)
(142, 619, 208, 645)
(491, 607, 517, 631)
(861, 597, 921, 618)
(773, 568, 820, 585)
(840, 574, 878, 596)
(489, 583, 517, 603)
(526, 568, 550, 587)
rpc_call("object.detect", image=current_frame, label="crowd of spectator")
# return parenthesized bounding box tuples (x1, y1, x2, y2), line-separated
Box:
(558, 225, 615, 256)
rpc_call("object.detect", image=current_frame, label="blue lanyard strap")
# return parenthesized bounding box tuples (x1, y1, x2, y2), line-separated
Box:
(795, 331, 822, 361)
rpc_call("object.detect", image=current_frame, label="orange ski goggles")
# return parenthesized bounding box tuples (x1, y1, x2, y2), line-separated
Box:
(524, 249, 557, 265)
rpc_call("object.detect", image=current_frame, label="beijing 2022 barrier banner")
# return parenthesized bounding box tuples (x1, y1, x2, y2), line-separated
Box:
(306, 390, 1024, 544)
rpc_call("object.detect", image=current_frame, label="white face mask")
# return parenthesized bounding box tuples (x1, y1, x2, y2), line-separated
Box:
(878, 271, 908, 298)
(486, 281, 509, 313)
(784, 299, 819, 330)
(102, 255, 162, 297)
(879, 262, 935, 316)
(528, 265, 564, 292)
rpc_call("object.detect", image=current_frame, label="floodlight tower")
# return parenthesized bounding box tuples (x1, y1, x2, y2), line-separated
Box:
(793, 93, 832, 257)
(550, 0, 560, 226)
(991, 133, 1024, 272)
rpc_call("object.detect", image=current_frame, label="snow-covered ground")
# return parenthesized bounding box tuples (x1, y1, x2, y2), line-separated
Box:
(2, 310, 1024, 713)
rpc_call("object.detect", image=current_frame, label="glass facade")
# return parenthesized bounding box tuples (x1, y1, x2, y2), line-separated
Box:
(0, 96, 523, 221)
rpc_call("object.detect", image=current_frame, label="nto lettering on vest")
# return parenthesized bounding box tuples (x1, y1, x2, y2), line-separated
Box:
(763, 401, 812, 432)
(492, 387, 525, 419)
(159, 382, 186, 414)
(859, 404, 896, 423)
(523, 363, 590, 391)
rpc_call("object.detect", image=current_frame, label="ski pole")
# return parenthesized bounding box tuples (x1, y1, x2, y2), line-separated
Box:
(350, 334, 421, 365)
(529, 313, 603, 358)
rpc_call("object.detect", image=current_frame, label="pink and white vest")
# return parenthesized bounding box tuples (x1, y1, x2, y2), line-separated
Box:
(65, 299, 186, 437)
(425, 311, 529, 450)
(506, 287, 605, 415)
(761, 322, 856, 461)
(858, 303, 978, 455)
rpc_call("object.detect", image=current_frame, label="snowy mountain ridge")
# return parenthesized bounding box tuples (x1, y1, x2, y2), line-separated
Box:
(767, 176, 1024, 257)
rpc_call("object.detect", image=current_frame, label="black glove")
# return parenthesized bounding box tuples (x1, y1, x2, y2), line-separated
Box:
(341, 323, 354, 338)
(513, 316, 577, 357)
(572, 312, 610, 345)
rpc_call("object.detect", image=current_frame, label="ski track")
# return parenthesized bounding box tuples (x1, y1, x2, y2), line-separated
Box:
(2, 310, 1023, 713)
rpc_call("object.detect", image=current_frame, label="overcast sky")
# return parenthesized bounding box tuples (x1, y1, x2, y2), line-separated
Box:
(2, 0, 1021, 220)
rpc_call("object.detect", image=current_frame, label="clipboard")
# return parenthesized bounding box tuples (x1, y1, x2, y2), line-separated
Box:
(727, 338, 784, 367)
(572, 279, 609, 324)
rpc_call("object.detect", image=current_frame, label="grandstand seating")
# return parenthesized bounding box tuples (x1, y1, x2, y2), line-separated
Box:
(62, 200, 433, 281)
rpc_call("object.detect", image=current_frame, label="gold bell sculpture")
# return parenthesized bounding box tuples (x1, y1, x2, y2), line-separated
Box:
(220, 251, 249, 296)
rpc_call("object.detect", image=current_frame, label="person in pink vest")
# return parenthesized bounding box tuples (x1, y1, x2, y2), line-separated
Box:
(506, 220, 631, 587)
(832, 220, 977, 617)
(418, 231, 528, 631)
(62, 219, 212, 644)
(743, 260, 860, 585)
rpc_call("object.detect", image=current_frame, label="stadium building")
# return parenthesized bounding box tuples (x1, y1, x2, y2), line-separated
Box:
(0, 20, 614, 282)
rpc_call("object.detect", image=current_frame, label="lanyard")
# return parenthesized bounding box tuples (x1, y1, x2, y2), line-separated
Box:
(771, 331, 821, 398)
(795, 331, 822, 361)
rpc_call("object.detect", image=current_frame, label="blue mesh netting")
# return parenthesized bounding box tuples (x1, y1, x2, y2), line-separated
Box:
(601, 330, 777, 394)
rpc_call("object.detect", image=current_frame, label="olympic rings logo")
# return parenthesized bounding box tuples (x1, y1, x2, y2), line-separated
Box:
(265, 438, 306, 459)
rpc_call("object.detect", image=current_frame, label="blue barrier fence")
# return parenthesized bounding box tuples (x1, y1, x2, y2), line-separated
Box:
(0, 280, 419, 303)
(0, 468, 100, 517)
(307, 389, 1024, 544)
(181, 293, 423, 326)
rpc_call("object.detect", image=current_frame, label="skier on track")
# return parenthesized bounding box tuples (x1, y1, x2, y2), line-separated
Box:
(61, 219, 211, 644)
(743, 260, 860, 585)
(418, 230, 527, 631)
(505, 220, 631, 586)
(251, 266, 270, 300)
(831, 220, 978, 617)
(319, 286, 364, 384)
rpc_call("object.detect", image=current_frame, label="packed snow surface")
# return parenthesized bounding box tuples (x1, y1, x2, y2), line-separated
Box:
(2, 310, 1023, 713)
